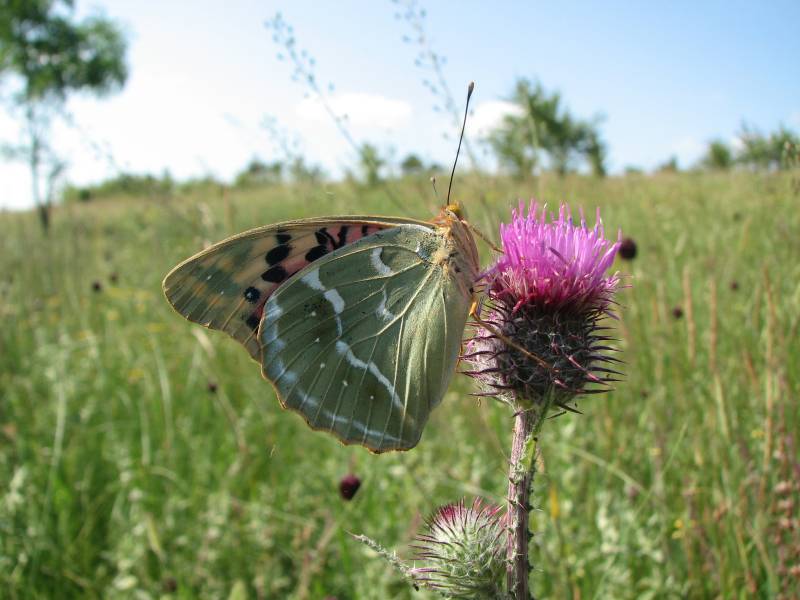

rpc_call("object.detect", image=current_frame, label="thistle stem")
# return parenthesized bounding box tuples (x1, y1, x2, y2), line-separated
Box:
(506, 402, 549, 599)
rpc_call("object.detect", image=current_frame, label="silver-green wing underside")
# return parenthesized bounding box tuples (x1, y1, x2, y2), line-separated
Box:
(259, 224, 472, 452)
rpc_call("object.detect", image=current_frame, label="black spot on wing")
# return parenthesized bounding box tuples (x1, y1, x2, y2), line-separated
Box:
(266, 244, 291, 265)
(361, 224, 369, 236)
(262, 265, 288, 283)
(276, 232, 291, 244)
(305, 245, 328, 262)
(245, 314, 260, 331)
(337, 226, 349, 248)
(244, 286, 261, 303)
(316, 227, 337, 249)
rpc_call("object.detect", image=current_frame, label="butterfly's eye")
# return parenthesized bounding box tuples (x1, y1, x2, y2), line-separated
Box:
(445, 203, 464, 219)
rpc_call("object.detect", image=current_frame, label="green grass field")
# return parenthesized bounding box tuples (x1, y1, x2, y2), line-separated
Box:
(2, 171, 798, 599)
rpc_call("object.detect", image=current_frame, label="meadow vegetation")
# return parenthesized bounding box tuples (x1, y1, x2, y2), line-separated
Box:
(2, 170, 799, 598)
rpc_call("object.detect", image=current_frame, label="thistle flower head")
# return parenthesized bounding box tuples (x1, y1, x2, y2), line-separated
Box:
(466, 202, 623, 409)
(490, 202, 620, 313)
(410, 498, 506, 599)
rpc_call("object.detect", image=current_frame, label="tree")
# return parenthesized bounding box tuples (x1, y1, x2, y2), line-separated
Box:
(0, 0, 128, 230)
(487, 79, 607, 179)
(400, 153, 424, 176)
(358, 143, 385, 187)
(234, 157, 283, 188)
(581, 128, 608, 178)
(700, 139, 734, 170)
(656, 156, 679, 174)
(737, 124, 799, 171)
(287, 156, 324, 184)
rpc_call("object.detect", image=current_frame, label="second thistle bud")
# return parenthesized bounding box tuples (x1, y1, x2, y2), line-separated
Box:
(410, 499, 506, 599)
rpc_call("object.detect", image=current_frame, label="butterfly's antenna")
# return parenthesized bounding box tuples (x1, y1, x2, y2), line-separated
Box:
(430, 176, 440, 203)
(446, 81, 475, 205)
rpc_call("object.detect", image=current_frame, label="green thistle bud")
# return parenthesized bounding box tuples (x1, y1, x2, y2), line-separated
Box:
(410, 499, 507, 599)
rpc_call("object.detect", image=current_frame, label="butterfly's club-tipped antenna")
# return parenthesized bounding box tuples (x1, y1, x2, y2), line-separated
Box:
(446, 81, 475, 206)
(439, 81, 502, 254)
(430, 176, 440, 203)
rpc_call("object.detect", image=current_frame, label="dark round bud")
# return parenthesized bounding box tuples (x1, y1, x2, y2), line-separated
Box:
(729, 280, 739, 291)
(618, 237, 637, 260)
(626, 484, 640, 501)
(91, 281, 102, 293)
(162, 577, 177, 593)
(672, 306, 684, 319)
(339, 474, 361, 500)
(207, 381, 218, 393)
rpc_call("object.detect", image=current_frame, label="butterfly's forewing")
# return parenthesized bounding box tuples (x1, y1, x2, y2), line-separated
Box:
(259, 223, 476, 452)
(162, 216, 426, 359)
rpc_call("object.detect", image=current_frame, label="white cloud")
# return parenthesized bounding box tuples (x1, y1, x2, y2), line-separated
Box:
(296, 92, 412, 130)
(669, 135, 705, 167)
(0, 163, 33, 211)
(469, 100, 523, 137)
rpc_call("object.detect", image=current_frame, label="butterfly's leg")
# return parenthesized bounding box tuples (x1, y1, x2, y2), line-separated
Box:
(463, 219, 503, 253)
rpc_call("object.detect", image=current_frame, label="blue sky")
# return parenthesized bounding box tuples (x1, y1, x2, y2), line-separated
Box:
(1, 0, 798, 209)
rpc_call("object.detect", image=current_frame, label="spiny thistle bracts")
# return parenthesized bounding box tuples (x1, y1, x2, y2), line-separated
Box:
(410, 498, 506, 599)
(465, 202, 623, 410)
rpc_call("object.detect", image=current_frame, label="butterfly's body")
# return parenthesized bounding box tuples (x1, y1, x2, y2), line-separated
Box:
(163, 205, 479, 452)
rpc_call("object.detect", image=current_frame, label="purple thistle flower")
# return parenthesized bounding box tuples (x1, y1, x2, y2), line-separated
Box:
(410, 498, 506, 598)
(465, 202, 623, 410)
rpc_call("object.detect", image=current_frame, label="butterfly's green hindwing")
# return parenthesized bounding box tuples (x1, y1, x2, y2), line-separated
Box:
(162, 216, 428, 360)
(259, 224, 474, 452)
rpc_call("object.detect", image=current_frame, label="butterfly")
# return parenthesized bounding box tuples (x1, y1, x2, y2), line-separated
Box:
(163, 206, 480, 453)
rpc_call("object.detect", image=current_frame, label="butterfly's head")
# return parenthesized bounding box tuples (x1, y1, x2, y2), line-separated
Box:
(433, 201, 468, 230)
(443, 201, 466, 221)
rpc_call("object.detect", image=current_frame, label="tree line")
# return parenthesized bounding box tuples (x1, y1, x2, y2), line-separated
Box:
(699, 125, 799, 171)
(2, 2, 798, 224)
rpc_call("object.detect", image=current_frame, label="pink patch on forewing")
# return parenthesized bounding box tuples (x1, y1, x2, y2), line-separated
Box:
(244, 224, 385, 330)
(326, 224, 382, 249)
